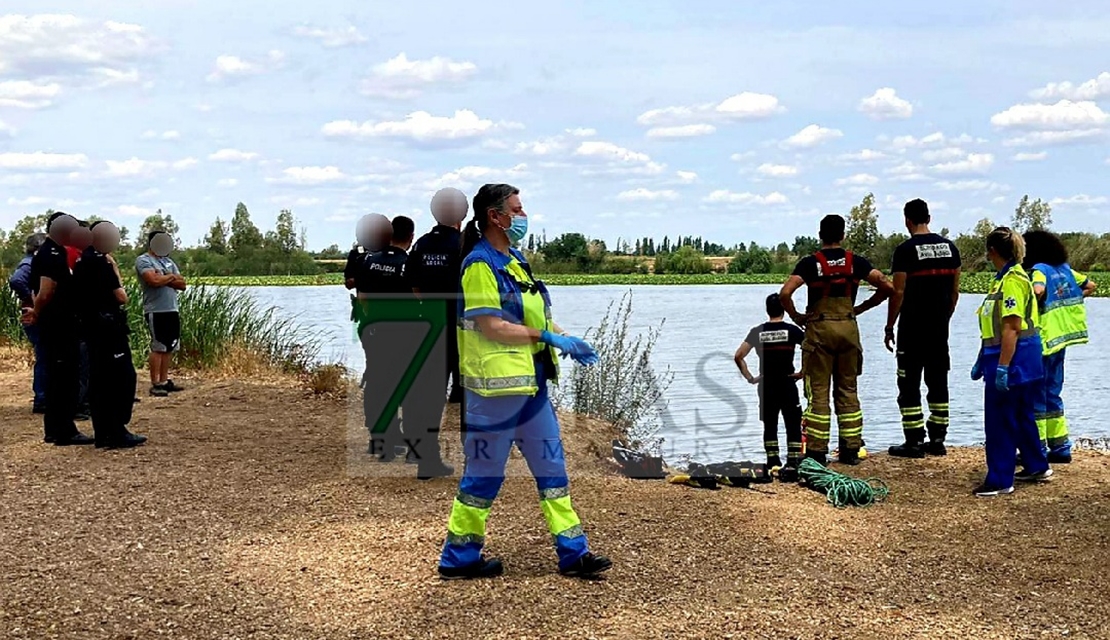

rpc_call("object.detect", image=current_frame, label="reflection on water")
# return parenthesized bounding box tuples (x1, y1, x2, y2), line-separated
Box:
(244, 285, 1110, 463)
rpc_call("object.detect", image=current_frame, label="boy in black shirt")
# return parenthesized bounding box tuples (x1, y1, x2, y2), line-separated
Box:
(885, 199, 962, 458)
(735, 293, 807, 480)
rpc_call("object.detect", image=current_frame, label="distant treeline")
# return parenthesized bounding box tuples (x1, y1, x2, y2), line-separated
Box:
(2, 194, 1106, 278)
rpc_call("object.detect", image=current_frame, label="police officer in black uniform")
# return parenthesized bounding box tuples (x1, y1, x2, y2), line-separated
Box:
(358, 215, 453, 478)
(343, 242, 363, 290)
(74, 221, 148, 449)
(407, 188, 469, 443)
(23, 212, 94, 446)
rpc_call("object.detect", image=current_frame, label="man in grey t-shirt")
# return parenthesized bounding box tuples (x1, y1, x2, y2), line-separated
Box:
(136, 231, 187, 397)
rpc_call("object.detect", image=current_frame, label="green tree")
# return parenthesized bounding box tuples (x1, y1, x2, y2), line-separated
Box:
(654, 246, 711, 274)
(137, 209, 180, 248)
(272, 209, 300, 254)
(204, 217, 230, 254)
(845, 193, 879, 256)
(1013, 195, 1053, 232)
(229, 202, 263, 255)
(792, 235, 820, 256)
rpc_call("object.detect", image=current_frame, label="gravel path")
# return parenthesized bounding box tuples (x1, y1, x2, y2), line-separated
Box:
(1, 367, 1107, 639)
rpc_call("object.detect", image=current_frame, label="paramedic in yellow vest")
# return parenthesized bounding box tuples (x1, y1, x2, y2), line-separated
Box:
(780, 214, 893, 466)
(970, 227, 1051, 497)
(1022, 230, 1097, 464)
(437, 183, 612, 581)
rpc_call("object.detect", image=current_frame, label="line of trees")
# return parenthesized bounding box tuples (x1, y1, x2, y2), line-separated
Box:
(2, 194, 1107, 277)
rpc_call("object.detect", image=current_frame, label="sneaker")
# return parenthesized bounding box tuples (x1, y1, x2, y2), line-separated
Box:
(973, 484, 1014, 497)
(164, 379, 185, 392)
(888, 442, 926, 459)
(924, 441, 947, 457)
(1014, 468, 1054, 483)
(96, 432, 148, 449)
(54, 432, 95, 446)
(559, 552, 612, 578)
(418, 461, 455, 480)
(438, 556, 504, 580)
(150, 385, 169, 397)
(778, 465, 799, 483)
(1047, 451, 1072, 464)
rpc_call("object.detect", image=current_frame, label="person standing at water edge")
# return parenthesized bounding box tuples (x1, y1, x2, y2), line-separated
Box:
(9, 233, 48, 414)
(74, 221, 147, 449)
(885, 199, 962, 459)
(780, 214, 893, 466)
(734, 293, 806, 481)
(971, 227, 1051, 496)
(136, 231, 187, 397)
(438, 183, 611, 580)
(1023, 230, 1097, 464)
(23, 212, 94, 446)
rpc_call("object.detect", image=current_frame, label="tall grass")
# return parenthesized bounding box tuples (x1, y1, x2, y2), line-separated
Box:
(0, 272, 320, 374)
(550, 290, 673, 455)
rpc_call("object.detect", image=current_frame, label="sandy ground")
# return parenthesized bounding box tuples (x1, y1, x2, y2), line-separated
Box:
(1, 361, 1109, 640)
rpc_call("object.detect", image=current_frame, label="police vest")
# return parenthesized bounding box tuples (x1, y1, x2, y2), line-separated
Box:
(1033, 263, 1088, 356)
(457, 239, 558, 397)
(979, 265, 1039, 351)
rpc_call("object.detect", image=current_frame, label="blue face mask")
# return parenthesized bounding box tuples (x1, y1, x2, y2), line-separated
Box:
(506, 215, 528, 245)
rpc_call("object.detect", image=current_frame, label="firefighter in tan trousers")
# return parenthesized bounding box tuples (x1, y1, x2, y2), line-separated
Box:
(780, 215, 894, 465)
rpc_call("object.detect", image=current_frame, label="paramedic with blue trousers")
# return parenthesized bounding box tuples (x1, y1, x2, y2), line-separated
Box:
(1022, 230, 1097, 464)
(407, 188, 469, 445)
(437, 183, 612, 580)
(971, 227, 1052, 497)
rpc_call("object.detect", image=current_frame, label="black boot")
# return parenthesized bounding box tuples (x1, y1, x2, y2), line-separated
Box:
(559, 552, 612, 578)
(766, 455, 783, 469)
(837, 449, 862, 466)
(439, 556, 503, 580)
(889, 441, 926, 458)
(924, 440, 947, 456)
(804, 451, 827, 466)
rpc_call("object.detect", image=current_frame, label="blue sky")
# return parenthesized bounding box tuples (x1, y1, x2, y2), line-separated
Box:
(1, 1, 1109, 250)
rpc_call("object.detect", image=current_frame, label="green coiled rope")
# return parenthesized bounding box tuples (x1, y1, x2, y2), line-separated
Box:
(797, 458, 890, 508)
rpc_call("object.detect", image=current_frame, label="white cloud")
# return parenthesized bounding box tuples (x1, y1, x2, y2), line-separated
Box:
(1030, 72, 1110, 101)
(7, 196, 81, 207)
(885, 162, 929, 182)
(574, 141, 650, 164)
(172, 157, 197, 170)
(206, 50, 284, 82)
(616, 188, 679, 202)
(835, 173, 879, 186)
(838, 149, 887, 162)
(360, 53, 477, 99)
(1002, 129, 1109, 147)
(268, 166, 347, 185)
(1049, 194, 1109, 206)
(934, 180, 1008, 193)
(515, 137, 571, 156)
(114, 205, 153, 218)
(636, 92, 784, 127)
(0, 80, 62, 108)
(729, 151, 756, 161)
(425, 163, 528, 190)
(1013, 152, 1048, 162)
(756, 163, 799, 178)
(208, 148, 259, 162)
(570, 140, 666, 176)
(921, 147, 966, 162)
(217, 178, 238, 188)
(702, 190, 789, 205)
(141, 129, 180, 141)
(0, 119, 13, 136)
(858, 87, 913, 120)
(930, 152, 995, 175)
(291, 24, 367, 48)
(0, 151, 88, 171)
(782, 124, 843, 148)
(322, 110, 515, 144)
(103, 157, 196, 177)
(990, 100, 1110, 130)
(645, 124, 716, 138)
(676, 170, 698, 184)
(889, 132, 973, 150)
(566, 128, 596, 137)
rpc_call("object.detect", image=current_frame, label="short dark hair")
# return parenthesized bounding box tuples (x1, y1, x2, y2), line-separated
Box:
(819, 215, 846, 244)
(148, 230, 166, 243)
(46, 211, 71, 232)
(89, 220, 107, 230)
(766, 293, 785, 318)
(904, 199, 930, 225)
(391, 215, 415, 242)
(77, 219, 89, 228)
(24, 233, 46, 255)
(1021, 230, 1069, 269)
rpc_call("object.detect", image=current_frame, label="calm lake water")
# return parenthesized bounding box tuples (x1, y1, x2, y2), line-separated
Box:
(245, 285, 1109, 463)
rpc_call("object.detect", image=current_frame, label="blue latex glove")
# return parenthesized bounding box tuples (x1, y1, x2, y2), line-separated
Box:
(541, 330, 598, 366)
(994, 365, 1010, 392)
(971, 358, 983, 381)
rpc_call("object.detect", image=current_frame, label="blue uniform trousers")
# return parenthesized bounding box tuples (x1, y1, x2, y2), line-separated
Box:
(1034, 350, 1071, 458)
(984, 379, 1049, 490)
(439, 360, 589, 571)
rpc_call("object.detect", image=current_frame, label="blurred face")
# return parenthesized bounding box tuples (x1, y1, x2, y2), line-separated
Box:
(49, 215, 78, 244)
(431, 188, 468, 227)
(92, 223, 121, 254)
(69, 226, 93, 250)
(150, 232, 174, 257)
